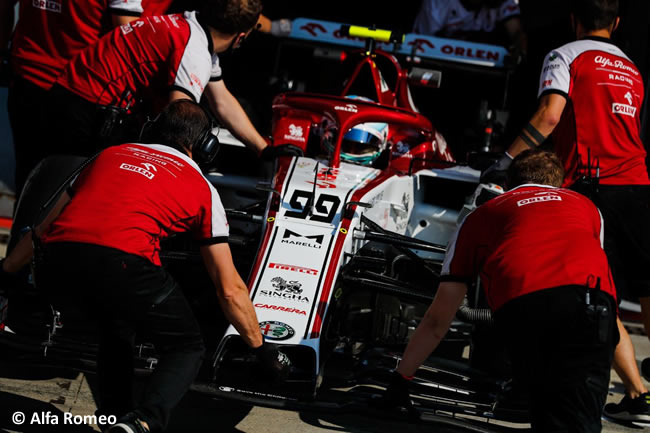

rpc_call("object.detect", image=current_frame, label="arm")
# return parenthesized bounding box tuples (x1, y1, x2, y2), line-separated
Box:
(2, 192, 71, 273)
(200, 242, 263, 348)
(111, 14, 140, 27)
(204, 80, 268, 155)
(506, 93, 566, 158)
(397, 281, 468, 377)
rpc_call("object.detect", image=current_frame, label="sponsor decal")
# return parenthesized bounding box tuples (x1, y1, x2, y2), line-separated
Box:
(281, 229, 323, 248)
(119, 163, 155, 180)
(612, 103, 636, 117)
(517, 194, 562, 207)
(283, 124, 306, 143)
(308, 167, 339, 189)
(624, 91, 634, 105)
(595, 56, 639, 75)
(141, 163, 157, 172)
(608, 73, 634, 86)
(549, 53, 558, 62)
(542, 79, 553, 87)
(259, 277, 310, 303)
(219, 386, 234, 392)
(260, 321, 295, 340)
(189, 73, 204, 92)
(543, 64, 560, 73)
(300, 22, 327, 37)
(334, 103, 358, 113)
(32, 0, 61, 12)
(255, 303, 307, 315)
(285, 191, 341, 223)
(121, 23, 133, 34)
(271, 276, 303, 294)
(269, 262, 318, 276)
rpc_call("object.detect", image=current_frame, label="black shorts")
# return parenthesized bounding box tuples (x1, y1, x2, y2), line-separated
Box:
(593, 185, 650, 300)
(494, 285, 618, 433)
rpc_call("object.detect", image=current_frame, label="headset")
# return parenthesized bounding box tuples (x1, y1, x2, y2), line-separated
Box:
(139, 100, 221, 165)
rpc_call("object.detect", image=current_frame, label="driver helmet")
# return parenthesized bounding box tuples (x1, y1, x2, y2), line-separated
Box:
(325, 95, 389, 165)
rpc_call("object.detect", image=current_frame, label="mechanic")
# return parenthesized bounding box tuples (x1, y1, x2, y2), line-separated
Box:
(0, 0, 142, 199)
(412, 0, 527, 57)
(481, 0, 650, 421)
(42, 0, 292, 165)
(0, 100, 291, 433)
(384, 149, 619, 432)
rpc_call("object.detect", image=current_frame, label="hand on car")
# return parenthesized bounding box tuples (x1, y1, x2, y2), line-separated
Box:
(377, 371, 419, 419)
(254, 341, 292, 383)
(260, 144, 304, 161)
(479, 152, 513, 186)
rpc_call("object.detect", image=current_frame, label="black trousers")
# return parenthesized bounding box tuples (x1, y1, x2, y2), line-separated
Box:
(41, 242, 205, 433)
(7, 77, 50, 197)
(494, 286, 619, 433)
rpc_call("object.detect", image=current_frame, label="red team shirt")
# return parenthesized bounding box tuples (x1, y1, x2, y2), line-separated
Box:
(56, 11, 221, 107)
(539, 37, 650, 187)
(11, 0, 143, 90)
(42, 144, 229, 266)
(442, 185, 616, 311)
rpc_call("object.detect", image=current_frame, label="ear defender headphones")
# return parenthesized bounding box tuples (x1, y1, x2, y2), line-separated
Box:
(139, 100, 221, 165)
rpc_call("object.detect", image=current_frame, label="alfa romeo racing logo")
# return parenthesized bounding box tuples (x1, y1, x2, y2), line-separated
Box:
(259, 321, 295, 341)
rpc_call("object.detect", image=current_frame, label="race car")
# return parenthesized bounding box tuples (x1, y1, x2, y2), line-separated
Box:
(0, 22, 527, 431)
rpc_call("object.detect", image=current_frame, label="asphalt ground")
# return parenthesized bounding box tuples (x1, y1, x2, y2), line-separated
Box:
(1, 226, 650, 433)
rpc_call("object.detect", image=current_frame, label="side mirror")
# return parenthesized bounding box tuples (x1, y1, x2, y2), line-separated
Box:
(408, 67, 442, 89)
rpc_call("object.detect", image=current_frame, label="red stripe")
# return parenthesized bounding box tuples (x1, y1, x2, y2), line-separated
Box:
(309, 171, 395, 338)
(0, 217, 12, 230)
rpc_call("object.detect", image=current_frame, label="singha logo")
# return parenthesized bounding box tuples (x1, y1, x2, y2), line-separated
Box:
(271, 277, 303, 294)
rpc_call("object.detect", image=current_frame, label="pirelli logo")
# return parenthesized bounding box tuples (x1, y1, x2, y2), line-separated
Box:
(32, 0, 61, 13)
(119, 163, 155, 180)
(517, 195, 561, 207)
(269, 262, 318, 276)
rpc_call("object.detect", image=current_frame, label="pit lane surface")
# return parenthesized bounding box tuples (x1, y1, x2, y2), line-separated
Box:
(1, 234, 650, 433)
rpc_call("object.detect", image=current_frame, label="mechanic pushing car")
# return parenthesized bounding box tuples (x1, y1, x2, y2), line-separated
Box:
(1, 0, 143, 199)
(40, 0, 292, 167)
(384, 149, 619, 432)
(0, 100, 291, 433)
(482, 0, 650, 421)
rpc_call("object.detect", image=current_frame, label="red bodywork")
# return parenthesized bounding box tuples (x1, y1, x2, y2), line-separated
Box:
(270, 49, 455, 170)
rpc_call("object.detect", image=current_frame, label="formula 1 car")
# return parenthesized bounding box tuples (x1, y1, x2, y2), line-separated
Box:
(0, 23, 527, 431)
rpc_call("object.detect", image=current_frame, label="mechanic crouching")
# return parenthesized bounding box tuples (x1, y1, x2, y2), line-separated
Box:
(0, 100, 291, 433)
(384, 150, 619, 432)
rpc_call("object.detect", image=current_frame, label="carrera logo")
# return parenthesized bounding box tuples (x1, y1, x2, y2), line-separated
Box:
(281, 229, 323, 249)
(269, 262, 318, 276)
(334, 104, 358, 113)
(612, 103, 636, 117)
(32, 0, 61, 12)
(517, 194, 562, 207)
(283, 124, 306, 143)
(255, 303, 307, 315)
(119, 163, 155, 180)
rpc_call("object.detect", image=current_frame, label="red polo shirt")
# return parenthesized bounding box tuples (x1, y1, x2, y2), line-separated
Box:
(42, 143, 229, 266)
(442, 185, 616, 311)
